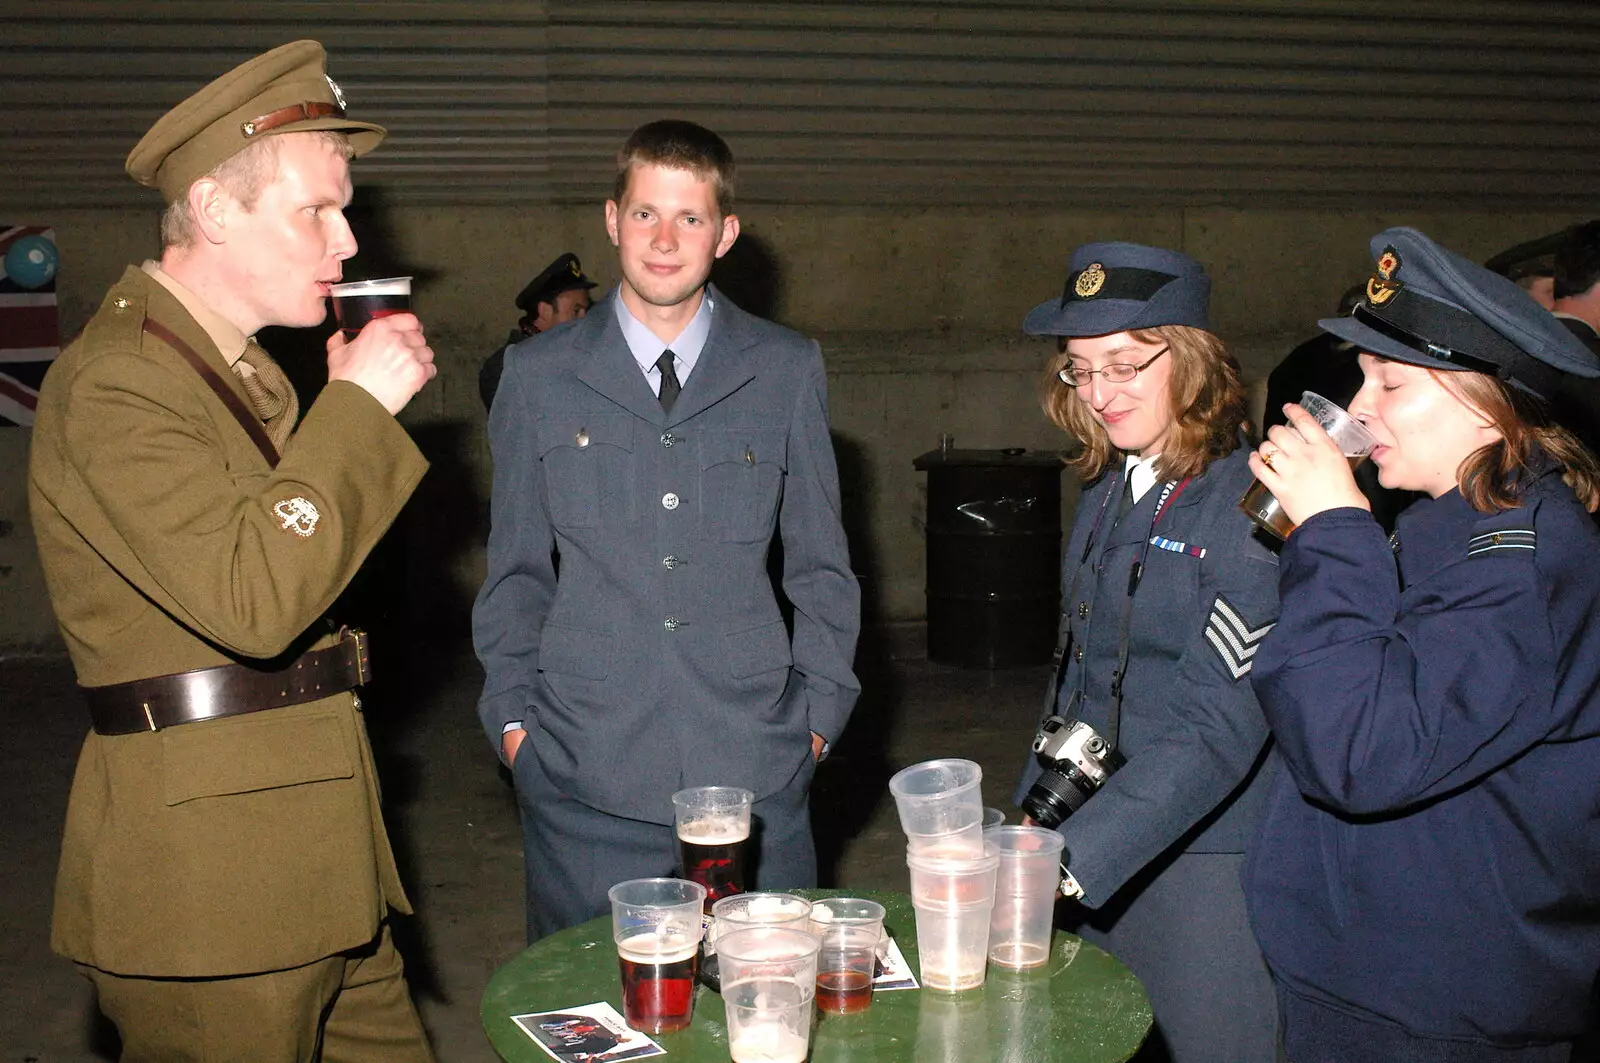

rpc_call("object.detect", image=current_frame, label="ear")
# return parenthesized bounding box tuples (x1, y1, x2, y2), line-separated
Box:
(187, 178, 233, 246)
(714, 212, 740, 260)
(604, 199, 620, 247)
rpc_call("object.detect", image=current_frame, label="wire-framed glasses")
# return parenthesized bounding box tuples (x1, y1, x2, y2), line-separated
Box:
(1058, 345, 1170, 387)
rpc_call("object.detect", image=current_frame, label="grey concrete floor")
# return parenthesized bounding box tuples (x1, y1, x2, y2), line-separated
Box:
(0, 635, 1050, 1062)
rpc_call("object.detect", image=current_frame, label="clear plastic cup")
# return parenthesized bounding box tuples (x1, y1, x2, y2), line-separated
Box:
(984, 825, 1066, 969)
(710, 892, 813, 949)
(718, 926, 821, 1052)
(904, 825, 986, 857)
(982, 806, 1007, 828)
(906, 842, 1000, 908)
(888, 759, 985, 840)
(912, 900, 996, 992)
(1240, 390, 1380, 540)
(807, 897, 886, 940)
(672, 785, 754, 911)
(328, 276, 411, 338)
(814, 924, 881, 1014)
(607, 878, 708, 1034)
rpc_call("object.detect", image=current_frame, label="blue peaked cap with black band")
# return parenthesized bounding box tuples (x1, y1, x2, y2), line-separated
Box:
(1023, 242, 1211, 337)
(1320, 226, 1599, 401)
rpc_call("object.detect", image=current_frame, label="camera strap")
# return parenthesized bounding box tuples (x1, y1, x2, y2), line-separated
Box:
(1104, 475, 1190, 752)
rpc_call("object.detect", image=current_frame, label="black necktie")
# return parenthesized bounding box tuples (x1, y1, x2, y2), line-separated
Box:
(1116, 472, 1135, 522)
(656, 349, 681, 413)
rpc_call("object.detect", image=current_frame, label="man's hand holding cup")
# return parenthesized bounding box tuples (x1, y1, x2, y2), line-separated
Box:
(326, 311, 436, 415)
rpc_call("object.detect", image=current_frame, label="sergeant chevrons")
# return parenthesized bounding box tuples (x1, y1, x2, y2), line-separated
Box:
(1246, 472, 1600, 1062)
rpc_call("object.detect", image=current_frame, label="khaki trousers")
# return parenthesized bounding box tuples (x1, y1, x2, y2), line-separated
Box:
(83, 922, 433, 1063)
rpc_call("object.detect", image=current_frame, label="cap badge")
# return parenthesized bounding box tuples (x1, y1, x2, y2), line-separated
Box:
(569, 258, 582, 277)
(1074, 263, 1107, 298)
(325, 74, 347, 111)
(1366, 246, 1403, 307)
(273, 496, 321, 537)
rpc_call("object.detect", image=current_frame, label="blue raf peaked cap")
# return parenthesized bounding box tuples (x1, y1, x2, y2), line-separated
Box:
(1023, 242, 1211, 337)
(1320, 226, 1599, 401)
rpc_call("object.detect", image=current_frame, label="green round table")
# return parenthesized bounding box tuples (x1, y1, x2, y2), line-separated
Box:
(482, 890, 1152, 1062)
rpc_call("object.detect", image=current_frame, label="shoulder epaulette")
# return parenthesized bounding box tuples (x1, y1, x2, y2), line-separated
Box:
(1466, 528, 1536, 558)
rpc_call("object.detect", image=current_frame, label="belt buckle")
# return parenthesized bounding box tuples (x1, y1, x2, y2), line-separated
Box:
(342, 626, 372, 686)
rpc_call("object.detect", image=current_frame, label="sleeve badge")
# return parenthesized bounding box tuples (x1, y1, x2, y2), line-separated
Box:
(273, 496, 321, 537)
(1204, 594, 1274, 680)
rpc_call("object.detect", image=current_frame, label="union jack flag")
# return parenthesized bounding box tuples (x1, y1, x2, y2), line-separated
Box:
(1, 225, 60, 427)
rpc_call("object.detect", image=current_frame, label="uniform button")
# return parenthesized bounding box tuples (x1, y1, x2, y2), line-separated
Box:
(660, 432, 678, 447)
(663, 556, 680, 569)
(1073, 647, 1084, 663)
(664, 615, 682, 631)
(1077, 602, 1089, 619)
(662, 492, 680, 510)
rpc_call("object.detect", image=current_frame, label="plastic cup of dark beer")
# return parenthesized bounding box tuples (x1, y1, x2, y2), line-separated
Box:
(1239, 391, 1379, 541)
(328, 276, 412, 339)
(671, 786, 754, 912)
(608, 878, 708, 1035)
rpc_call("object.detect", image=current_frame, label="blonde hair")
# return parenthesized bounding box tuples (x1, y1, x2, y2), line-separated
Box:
(614, 120, 736, 218)
(160, 131, 354, 248)
(1040, 325, 1247, 482)
(1438, 370, 1600, 513)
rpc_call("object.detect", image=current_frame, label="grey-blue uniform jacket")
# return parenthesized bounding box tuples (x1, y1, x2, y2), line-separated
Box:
(1016, 446, 1281, 906)
(473, 288, 861, 823)
(1246, 470, 1600, 1063)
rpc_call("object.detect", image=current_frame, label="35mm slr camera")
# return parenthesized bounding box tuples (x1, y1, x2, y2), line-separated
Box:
(1019, 714, 1125, 829)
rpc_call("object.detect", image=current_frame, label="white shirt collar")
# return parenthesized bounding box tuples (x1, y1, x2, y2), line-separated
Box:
(613, 286, 716, 391)
(1124, 453, 1162, 504)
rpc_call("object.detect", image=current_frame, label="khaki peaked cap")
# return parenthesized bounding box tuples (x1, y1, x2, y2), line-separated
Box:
(126, 40, 386, 202)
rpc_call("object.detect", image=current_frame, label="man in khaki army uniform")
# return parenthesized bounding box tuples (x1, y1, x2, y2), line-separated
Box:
(28, 41, 436, 1061)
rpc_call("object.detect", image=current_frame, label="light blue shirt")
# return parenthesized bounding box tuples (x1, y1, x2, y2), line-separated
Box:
(613, 286, 716, 395)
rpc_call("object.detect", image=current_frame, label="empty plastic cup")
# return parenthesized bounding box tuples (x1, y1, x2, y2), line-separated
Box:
(906, 842, 1001, 908)
(912, 901, 996, 992)
(718, 925, 820, 1060)
(984, 825, 1065, 969)
(889, 758, 985, 854)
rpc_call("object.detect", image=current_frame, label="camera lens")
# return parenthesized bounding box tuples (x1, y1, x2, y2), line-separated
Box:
(1020, 766, 1095, 830)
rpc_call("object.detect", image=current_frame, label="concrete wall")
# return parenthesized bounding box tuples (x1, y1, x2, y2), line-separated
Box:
(0, 203, 1583, 648)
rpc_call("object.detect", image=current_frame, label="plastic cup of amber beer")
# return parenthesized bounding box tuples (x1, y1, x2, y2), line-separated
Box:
(1239, 391, 1379, 540)
(672, 786, 754, 912)
(328, 276, 412, 339)
(808, 897, 887, 1014)
(608, 878, 708, 1035)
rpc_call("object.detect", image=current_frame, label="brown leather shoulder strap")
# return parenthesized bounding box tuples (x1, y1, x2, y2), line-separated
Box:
(142, 318, 279, 469)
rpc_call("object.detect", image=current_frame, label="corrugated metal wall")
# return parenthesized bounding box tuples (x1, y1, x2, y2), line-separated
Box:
(4, 1, 1598, 208)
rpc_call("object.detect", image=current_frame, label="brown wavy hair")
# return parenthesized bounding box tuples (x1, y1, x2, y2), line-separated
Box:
(1040, 325, 1247, 482)
(1436, 370, 1600, 513)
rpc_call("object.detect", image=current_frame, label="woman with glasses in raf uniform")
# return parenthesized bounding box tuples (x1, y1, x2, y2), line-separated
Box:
(1245, 228, 1600, 1063)
(1014, 243, 1281, 1063)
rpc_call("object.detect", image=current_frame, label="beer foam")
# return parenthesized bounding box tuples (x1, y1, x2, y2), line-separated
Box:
(328, 276, 411, 297)
(678, 818, 750, 844)
(729, 1022, 808, 1063)
(617, 929, 699, 965)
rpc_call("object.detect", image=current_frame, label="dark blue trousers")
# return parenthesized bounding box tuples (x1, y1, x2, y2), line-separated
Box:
(514, 746, 817, 942)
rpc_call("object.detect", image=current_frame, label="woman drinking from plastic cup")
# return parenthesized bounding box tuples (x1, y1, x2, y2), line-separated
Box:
(1245, 227, 1600, 1062)
(1015, 242, 1281, 1063)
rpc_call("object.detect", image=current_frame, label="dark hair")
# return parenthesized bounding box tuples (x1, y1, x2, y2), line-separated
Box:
(1441, 370, 1600, 513)
(613, 120, 736, 217)
(1040, 325, 1247, 482)
(1554, 220, 1600, 301)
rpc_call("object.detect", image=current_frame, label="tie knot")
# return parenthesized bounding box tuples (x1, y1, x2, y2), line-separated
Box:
(655, 350, 676, 375)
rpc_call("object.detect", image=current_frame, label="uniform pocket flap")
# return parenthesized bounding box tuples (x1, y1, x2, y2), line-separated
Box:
(540, 622, 612, 680)
(698, 428, 787, 470)
(537, 411, 634, 457)
(162, 708, 354, 807)
(725, 619, 793, 679)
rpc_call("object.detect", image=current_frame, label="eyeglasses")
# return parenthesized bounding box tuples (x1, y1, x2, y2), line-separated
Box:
(1058, 346, 1170, 387)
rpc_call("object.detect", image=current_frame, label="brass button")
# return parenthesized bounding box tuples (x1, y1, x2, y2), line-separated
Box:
(114, 297, 130, 310)
(661, 432, 678, 447)
(575, 428, 590, 447)
(662, 492, 680, 510)
(663, 556, 681, 569)
(1073, 647, 1084, 663)
(664, 615, 683, 631)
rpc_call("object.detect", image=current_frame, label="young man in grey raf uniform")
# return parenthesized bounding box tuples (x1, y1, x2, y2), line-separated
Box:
(29, 41, 436, 1061)
(475, 120, 861, 939)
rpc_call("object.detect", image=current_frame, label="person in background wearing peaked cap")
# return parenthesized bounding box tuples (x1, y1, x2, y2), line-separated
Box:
(1015, 241, 1281, 1063)
(30, 40, 436, 1061)
(479, 251, 598, 409)
(1245, 226, 1600, 1062)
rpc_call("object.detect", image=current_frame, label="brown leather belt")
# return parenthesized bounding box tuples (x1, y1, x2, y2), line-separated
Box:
(82, 630, 371, 736)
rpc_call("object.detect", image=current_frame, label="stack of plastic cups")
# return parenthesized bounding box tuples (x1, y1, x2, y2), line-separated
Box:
(890, 759, 998, 991)
(716, 926, 820, 1063)
(984, 825, 1065, 970)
